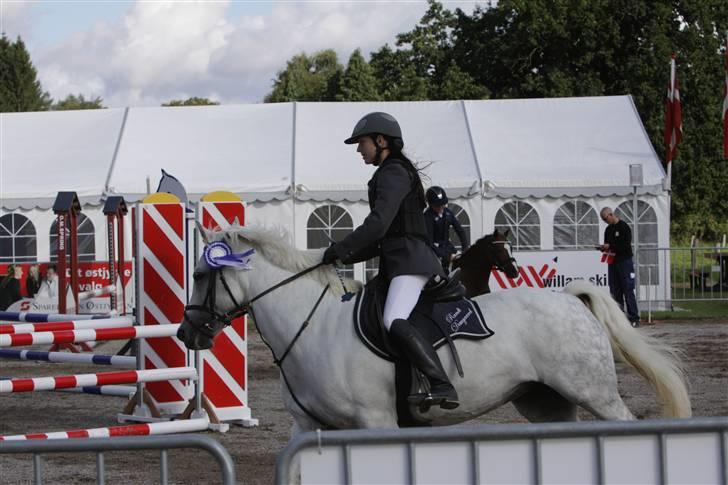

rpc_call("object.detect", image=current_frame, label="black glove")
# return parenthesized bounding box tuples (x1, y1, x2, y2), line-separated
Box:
(322, 244, 339, 265)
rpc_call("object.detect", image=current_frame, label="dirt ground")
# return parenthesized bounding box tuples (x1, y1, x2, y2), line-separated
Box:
(1, 321, 726, 484)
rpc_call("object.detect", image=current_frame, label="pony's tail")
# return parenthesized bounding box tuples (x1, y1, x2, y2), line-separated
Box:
(564, 280, 692, 418)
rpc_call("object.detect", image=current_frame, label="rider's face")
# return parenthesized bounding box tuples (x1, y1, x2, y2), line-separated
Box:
(356, 136, 387, 166)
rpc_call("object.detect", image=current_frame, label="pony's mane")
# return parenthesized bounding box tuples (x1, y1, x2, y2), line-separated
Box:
(213, 224, 361, 296)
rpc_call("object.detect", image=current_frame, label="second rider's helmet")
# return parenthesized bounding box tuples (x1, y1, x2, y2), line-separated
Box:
(426, 186, 448, 206)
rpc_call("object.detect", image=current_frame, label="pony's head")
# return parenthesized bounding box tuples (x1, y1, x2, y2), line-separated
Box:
(453, 229, 519, 279)
(177, 224, 360, 350)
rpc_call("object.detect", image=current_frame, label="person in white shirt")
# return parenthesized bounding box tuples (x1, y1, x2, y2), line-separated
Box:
(36, 264, 58, 299)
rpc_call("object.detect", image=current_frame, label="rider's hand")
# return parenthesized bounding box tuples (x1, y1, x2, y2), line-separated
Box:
(322, 245, 339, 265)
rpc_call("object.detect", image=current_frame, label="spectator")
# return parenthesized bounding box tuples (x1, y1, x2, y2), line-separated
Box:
(424, 186, 470, 272)
(26, 264, 41, 297)
(598, 207, 640, 327)
(36, 264, 58, 299)
(0, 264, 23, 311)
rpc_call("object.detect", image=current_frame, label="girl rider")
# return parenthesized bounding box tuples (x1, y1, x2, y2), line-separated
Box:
(322, 112, 459, 410)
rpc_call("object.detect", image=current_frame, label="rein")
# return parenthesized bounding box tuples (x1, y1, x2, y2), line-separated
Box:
(185, 260, 337, 429)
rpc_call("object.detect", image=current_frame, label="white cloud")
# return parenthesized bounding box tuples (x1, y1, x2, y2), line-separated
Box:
(17, 1, 485, 107)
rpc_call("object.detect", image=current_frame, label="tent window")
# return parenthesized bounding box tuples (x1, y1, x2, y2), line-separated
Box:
(447, 203, 471, 251)
(494, 201, 541, 250)
(553, 201, 599, 249)
(50, 214, 96, 262)
(0, 214, 37, 263)
(306, 205, 354, 279)
(616, 201, 659, 283)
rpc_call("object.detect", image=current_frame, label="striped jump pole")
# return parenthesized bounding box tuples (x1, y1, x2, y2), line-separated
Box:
(0, 324, 181, 348)
(0, 418, 209, 441)
(0, 378, 134, 398)
(0, 367, 196, 393)
(0, 311, 112, 323)
(0, 349, 136, 367)
(56, 385, 136, 397)
(0, 316, 134, 335)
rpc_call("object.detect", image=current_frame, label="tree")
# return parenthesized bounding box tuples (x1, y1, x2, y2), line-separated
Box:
(161, 97, 220, 107)
(264, 50, 343, 102)
(52, 94, 105, 110)
(0, 34, 52, 112)
(337, 49, 381, 101)
(370, 0, 487, 100)
(450, 0, 728, 238)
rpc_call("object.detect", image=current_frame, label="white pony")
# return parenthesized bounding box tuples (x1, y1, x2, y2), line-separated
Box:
(178, 225, 691, 433)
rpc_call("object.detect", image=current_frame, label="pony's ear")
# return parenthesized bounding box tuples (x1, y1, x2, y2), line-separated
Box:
(504, 228, 511, 238)
(493, 228, 500, 237)
(196, 221, 212, 244)
(232, 217, 242, 228)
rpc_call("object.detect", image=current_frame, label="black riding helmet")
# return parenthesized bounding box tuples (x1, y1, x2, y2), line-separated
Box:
(426, 186, 448, 206)
(344, 112, 403, 145)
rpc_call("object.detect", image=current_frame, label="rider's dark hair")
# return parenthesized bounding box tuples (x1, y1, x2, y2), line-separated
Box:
(379, 134, 426, 207)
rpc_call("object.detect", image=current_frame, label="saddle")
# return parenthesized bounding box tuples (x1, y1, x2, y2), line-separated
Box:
(353, 275, 494, 426)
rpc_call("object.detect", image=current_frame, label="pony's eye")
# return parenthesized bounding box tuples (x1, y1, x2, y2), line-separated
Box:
(193, 272, 205, 281)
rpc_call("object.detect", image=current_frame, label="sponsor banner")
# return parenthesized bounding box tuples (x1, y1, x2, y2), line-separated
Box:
(0, 262, 134, 313)
(490, 250, 608, 292)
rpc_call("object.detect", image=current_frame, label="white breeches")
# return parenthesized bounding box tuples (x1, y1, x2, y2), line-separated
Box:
(382, 274, 429, 331)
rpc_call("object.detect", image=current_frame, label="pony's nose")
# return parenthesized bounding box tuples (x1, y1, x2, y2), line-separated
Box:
(176, 320, 213, 350)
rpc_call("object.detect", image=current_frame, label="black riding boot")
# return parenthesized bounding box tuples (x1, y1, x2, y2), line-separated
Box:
(389, 319, 459, 410)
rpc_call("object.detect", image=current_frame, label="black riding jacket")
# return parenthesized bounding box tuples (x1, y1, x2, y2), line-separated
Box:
(424, 207, 470, 261)
(333, 156, 445, 280)
(604, 220, 633, 264)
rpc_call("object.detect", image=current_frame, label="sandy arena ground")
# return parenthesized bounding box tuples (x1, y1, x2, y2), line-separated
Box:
(1, 320, 726, 484)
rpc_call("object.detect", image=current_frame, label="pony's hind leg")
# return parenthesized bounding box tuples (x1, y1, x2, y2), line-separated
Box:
(512, 382, 578, 422)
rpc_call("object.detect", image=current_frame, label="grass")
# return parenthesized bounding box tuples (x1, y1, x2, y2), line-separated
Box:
(646, 300, 728, 321)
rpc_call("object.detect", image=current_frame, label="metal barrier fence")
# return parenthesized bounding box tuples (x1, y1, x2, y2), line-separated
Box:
(638, 245, 727, 304)
(276, 417, 728, 485)
(0, 434, 235, 485)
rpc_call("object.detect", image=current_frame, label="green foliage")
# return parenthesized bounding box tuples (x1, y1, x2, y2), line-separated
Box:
(51, 94, 105, 110)
(161, 97, 220, 107)
(0, 35, 52, 112)
(451, 0, 728, 239)
(337, 49, 381, 101)
(264, 50, 343, 102)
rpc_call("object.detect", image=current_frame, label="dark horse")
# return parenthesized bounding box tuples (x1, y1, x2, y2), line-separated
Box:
(452, 229, 520, 298)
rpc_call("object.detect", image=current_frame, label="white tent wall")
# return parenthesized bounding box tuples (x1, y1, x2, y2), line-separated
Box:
(1, 97, 670, 307)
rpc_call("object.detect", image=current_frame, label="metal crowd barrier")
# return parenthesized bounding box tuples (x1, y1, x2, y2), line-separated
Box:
(637, 245, 727, 306)
(0, 434, 236, 485)
(276, 417, 728, 485)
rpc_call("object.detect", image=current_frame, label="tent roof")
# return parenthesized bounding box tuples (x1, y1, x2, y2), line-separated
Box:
(1, 96, 665, 210)
(465, 96, 666, 198)
(1, 109, 127, 210)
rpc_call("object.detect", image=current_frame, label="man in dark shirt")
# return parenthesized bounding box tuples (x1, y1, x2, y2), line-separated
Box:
(598, 207, 640, 327)
(424, 186, 470, 273)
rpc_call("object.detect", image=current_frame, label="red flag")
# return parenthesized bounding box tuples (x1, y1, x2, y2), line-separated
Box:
(723, 37, 728, 159)
(600, 251, 615, 264)
(664, 54, 682, 165)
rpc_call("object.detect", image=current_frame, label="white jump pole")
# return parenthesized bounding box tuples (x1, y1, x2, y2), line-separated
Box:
(0, 324, 181, 348)
(0, 316, 134, 335)
(0, 418, 210, 441)
(0, 349, 136, 367)
(0, 367, 197, 393)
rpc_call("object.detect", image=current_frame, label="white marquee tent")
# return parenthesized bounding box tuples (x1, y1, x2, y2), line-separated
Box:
(1, 96, 668, 293)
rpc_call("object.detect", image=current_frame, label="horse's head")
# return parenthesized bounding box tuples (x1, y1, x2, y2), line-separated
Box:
(454, 229, 519, 279)
(177, 226, 256, 350)
(177, 224, 360, 350)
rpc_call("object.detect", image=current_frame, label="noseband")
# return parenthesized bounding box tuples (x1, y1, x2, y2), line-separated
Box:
(490, 240, 517, 273)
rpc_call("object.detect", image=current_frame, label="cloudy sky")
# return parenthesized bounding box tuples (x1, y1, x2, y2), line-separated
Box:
(1, 1, 484, 108)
